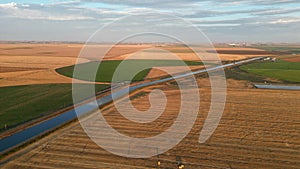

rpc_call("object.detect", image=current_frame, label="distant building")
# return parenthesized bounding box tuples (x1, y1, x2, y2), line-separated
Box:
(271, 58, 277, 62)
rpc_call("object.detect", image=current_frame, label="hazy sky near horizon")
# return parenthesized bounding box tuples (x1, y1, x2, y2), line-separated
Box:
(0, 0, 300, 43)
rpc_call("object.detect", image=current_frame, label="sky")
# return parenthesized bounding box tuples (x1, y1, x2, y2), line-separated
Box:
(0, 0, 299, 43)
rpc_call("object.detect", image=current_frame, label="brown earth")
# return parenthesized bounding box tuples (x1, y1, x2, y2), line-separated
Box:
(283, 55, 300, 62)
(1, 78, 299, 169)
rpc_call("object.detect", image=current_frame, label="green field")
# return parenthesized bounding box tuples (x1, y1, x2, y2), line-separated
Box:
(0, 84, 109, 132)
(56, 60, 202, 82)
(240, 60, 300, 83)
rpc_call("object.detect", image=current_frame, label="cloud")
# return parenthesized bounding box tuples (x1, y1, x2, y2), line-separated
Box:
(182, 8, 267, 18)
(0, 2, 94, 21)
(80, 0, 300, 8)
(194, 15, 300, 28)
(201, 0, 300, 6)
(0, 2, 17, 8)
(0, 2, 124, 21)
(80, 0, 196, 8)
(253, 8, 300, 16)
(0, 0, 299, 42)
(269, 18, 300, 24)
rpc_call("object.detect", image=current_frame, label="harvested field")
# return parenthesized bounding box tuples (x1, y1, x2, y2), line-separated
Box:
(0, 68, 98, 87)
(0, 56, 88, 69)
(0, 43, 270, 86)
(111, 47, 273, 62)
(0, 43, 152, 87)
(174, 48, 271, 61)
(0, 66, 46, 73)
(0, 44, 152, 58)
(0, 44, 82, 57)
(2, 78, 299, 168)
